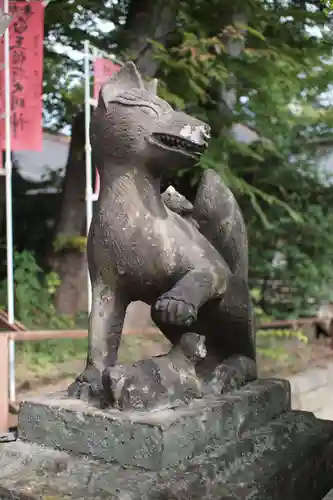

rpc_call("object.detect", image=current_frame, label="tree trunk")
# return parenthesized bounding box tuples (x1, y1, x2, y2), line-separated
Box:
(51, 110, 90, 315)
(119, 0, 180, 76)
(53, 248, 88, 315)
(54, 111, 87, 237)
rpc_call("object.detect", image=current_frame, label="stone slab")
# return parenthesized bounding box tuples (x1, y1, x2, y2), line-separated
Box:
(289, 362, 333, 395)
(324, 489, 333, 500)
(297, 386, 330, 413)
(18, 378, 290, 471)
(317, 406, 333, 421)
(0, 410, 333, 499)
(204, 413, 333, 500)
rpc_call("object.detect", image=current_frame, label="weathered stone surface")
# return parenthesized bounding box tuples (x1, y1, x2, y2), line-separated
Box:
(288, 361, 333, 419)
(18, 378, 290, 471)
(103, 332, 209, 412)
(69, 62, 256, 406)
(289, 365, 333, 395)
(0, 379, 332, 499)
(0, 410, 333, 499)
(324, 488, 333, 500)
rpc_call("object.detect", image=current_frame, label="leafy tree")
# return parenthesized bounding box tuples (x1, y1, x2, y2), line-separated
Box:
(39, 0, 333, 317)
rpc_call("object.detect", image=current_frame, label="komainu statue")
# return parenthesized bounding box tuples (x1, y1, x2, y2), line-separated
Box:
(68, 61, 257, 409)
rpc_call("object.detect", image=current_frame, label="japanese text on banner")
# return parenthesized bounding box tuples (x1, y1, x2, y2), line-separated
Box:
(93, 58, 120, 101)
(0, 1, 44, 151)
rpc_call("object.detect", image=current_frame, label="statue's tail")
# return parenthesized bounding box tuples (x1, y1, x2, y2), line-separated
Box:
(193, 169, 256, 360)
(193, 169, 248, 280)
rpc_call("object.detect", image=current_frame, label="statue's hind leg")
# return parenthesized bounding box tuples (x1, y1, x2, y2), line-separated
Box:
(152, 276, 257, 396)
(196, 275, 257, 394)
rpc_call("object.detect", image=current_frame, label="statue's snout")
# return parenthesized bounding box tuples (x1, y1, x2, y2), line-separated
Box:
(179, 123, 211, 148)
(157, 112, 211, 149)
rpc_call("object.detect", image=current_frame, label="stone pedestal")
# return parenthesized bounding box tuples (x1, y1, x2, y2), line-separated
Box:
(0, 378, 333, 499)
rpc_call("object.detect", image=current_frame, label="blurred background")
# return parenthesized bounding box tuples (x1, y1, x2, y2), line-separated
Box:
(1, 0, 333, 419)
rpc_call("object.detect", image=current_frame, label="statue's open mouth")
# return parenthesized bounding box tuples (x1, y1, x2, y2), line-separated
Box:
(149, 133, 207, 158)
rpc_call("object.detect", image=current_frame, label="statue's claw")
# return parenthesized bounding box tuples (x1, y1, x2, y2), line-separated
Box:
(67, 365, 103, 401)
(154, 294, 197, 326)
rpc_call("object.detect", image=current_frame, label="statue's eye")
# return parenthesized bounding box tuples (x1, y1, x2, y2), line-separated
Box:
(140, 106, 158, 117)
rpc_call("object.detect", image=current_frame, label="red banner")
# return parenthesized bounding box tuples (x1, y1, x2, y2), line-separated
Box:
(93, 57, 120, 101)
(0, 1, 44, 151)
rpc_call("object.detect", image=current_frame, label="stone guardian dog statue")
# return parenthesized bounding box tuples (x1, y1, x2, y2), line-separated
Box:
(68, 61, 257, 407)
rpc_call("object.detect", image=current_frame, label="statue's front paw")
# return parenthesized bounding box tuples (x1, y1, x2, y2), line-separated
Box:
(67, 365, 103, 401)
(154, 294, 197, 326)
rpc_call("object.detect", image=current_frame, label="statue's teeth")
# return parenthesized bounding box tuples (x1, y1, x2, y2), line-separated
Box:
(155, 133, 203, 154)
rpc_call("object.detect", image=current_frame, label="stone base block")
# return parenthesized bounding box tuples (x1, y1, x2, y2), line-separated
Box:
(0, 410, 332, 499)
(17, 378, 290, 470)
(0, 378, 333, 499)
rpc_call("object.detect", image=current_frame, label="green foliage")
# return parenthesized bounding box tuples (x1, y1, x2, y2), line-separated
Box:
(18, 337, 88, 371)
(251, 288, 308, 361)
(324, 0, 333, 14)
(0, 250, 88, 373)
(40, 0, 333, 319)
(0, 250, 73, 330)
(53, 235, 87, 253)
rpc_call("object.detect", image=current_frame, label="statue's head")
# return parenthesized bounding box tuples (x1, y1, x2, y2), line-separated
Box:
(90, 62, 211, 174)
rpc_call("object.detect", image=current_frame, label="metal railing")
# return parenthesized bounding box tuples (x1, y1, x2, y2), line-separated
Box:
(0, 317, 321, 432)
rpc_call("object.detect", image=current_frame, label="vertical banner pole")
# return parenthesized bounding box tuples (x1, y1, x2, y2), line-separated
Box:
(84, 40, 92, 313)
(92, 46, 99, 201)
(4, 0, 15, 403)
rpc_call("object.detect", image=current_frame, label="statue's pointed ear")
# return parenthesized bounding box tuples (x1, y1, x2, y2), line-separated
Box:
(145, 78, 158, 95)
(99, 61, 144, 108)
